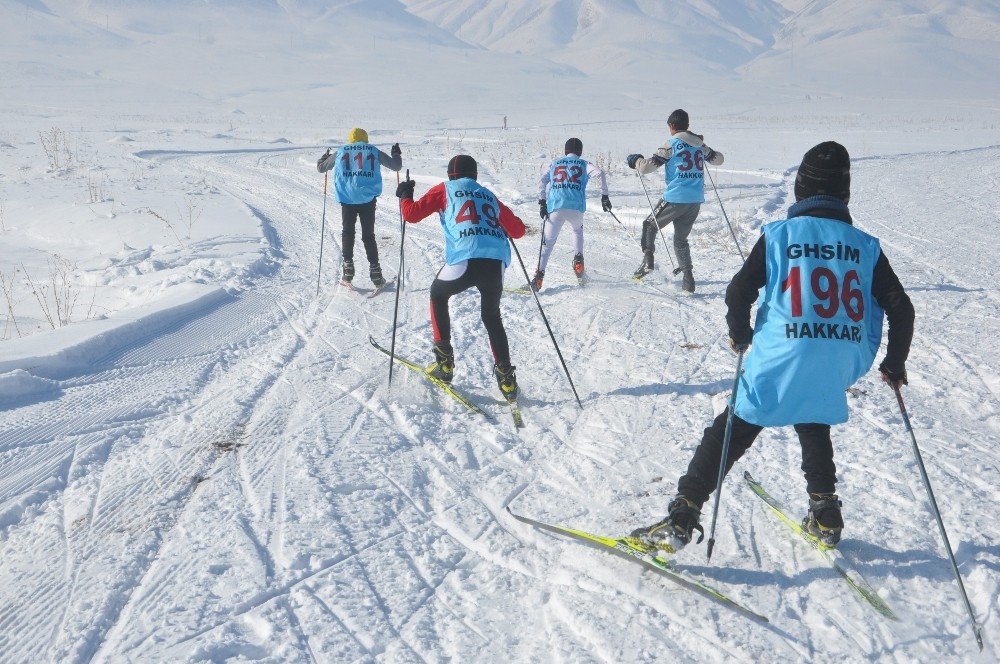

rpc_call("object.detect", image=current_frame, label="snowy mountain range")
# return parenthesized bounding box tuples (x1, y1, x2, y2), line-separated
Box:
(3, 0, 998, 111)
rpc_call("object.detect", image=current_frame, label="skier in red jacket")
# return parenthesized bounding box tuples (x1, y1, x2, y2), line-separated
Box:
(396, 155, 527, 401)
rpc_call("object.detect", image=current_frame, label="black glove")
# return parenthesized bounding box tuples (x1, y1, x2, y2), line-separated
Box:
(538, 200, 548, 219)
(601, 195, 612, 212)
(395, 179, 415, 200)
(626, 153, 644, 169)
(728, 337, 750, 353)
(704, 148, 716, 162)
(391, 143, 401, 158)
(879, 361, 907, 387)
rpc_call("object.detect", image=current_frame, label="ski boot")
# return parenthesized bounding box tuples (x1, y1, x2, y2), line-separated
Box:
(630, 496, 705, 554)
(802, 493, 843, 548)
(370, 264, 386, 288)
(572, 253, 584, 278)
(494, 363, 518, 402)
(531, 270, 544, 292)
(341, 259, 355, 284)
(426, 344, 455, 384)
(681, 268, 695, 293)
(633, 252, 654, 280)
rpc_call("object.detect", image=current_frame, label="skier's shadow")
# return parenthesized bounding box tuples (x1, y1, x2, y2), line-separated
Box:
(843, 539, 1000, 581)
(608, 379, 728, 398)
(681, 539, 1000, 589)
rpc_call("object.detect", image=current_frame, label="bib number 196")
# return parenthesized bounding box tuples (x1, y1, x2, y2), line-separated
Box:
(781, 266, 864, 322)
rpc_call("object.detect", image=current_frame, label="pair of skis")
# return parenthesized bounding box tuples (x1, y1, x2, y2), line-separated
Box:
(369, 336, 524, 428)
(340, 278, 396, 299)
(509, 472, 896, 624)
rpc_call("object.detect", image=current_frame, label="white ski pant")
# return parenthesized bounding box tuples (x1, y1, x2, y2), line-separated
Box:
(538, 208, 584, 272)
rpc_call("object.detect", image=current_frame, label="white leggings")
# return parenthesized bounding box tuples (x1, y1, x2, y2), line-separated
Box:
(538, 208, 584, 272)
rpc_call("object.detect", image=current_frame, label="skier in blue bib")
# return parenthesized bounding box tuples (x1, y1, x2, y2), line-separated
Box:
(317, 128, 402, 287)
(396, 155, 527, 401)
(626, 109, 724, 292)
(632, 142, 915, 551)
(532, 138, 612, 290)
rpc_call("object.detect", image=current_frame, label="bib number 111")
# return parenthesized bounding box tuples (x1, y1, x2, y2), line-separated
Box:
(781, 266, 864, 322)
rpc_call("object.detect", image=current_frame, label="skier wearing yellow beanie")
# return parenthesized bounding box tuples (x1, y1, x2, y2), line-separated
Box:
(317, 128, 402, 288)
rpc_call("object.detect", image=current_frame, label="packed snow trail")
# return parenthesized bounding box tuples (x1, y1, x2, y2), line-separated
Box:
(0, 136, 995, 662)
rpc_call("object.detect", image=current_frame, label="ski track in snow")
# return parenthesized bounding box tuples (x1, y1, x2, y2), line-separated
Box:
(0, 138, 996, 662)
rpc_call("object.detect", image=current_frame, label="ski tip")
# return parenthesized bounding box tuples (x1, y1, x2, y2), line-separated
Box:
(743, 470, 754, 481)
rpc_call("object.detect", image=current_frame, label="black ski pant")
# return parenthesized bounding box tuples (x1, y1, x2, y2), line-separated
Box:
(677, 407, 836, 507)
(341, 199, 379, 266)
(429, 258, 512, 369)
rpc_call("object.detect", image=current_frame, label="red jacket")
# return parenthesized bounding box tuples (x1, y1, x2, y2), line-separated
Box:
(401, 182, 526, 239)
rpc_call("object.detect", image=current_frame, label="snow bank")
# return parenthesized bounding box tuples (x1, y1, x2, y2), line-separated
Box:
(0, 284, 230, 377)
(0, 370, 60, 405)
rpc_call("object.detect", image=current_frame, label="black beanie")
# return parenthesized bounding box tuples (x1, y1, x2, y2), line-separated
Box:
(794, 142, 851, 203)
(565, 137, 583, 155)
(447, 154, 477, 180)
(667, 109, 689, 130)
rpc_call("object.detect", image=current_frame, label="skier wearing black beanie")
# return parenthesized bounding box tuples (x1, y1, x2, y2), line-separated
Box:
(396, 155, 527, 403)
(632, 141, 914, 554)
(533, 137, 612, 290)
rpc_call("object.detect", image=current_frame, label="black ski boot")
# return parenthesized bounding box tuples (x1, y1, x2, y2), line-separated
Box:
(630, 496, 705, 554)
(494, 363, 518, 402)
(531, 270, 544, 292)
(573, 253, 584, 278)
(633, 252, 654, 280)
(341, 259, 355, 284)
(370, 264, 386, 288)
(803, 493, 843, 548)
(682, 268, 695, 293)
(426, 344, 454, 384)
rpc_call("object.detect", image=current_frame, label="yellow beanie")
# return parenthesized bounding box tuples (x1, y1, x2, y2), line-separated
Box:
(347, 127, 368, 144)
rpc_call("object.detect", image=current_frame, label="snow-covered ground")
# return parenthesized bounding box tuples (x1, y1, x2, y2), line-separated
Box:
(1, 1, 997, 662)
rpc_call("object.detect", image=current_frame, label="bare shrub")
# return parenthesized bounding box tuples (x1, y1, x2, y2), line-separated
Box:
(1, 269, 22, 339)
(38, 127, 76, 172)
(21, 255, 96, 329)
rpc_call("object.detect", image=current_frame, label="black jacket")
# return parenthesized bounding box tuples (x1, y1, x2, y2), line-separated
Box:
(725, 196, 914, 373)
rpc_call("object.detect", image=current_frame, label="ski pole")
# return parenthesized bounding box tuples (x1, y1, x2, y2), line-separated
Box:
(316, 172, 329, 296)
(705, 165, 745, 261)
(536, 212, 548, 275)
(607, 210, 641, 247)
(706, 348, 746, 562)
(635, 170, 676, 270)
(508, 236, 583, 409)
(892, 385, 984, 651)
(396, 170, 405, 292)
(388, 169, 410, 387)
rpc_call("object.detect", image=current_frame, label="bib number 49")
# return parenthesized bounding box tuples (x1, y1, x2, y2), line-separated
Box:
(781, 266, 864, 322)
(455, 201, 500, 228)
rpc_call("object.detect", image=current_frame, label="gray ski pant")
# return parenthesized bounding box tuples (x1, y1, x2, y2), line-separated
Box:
(639, 200, 700, 271)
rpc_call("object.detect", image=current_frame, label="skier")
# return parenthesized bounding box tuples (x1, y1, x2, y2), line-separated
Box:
(317, 128, 403, 288)
(532, 138, 612, 290)
(626, 109, 724, 292)
(395, 155, 527, 401)
(632, 142, 914, 551)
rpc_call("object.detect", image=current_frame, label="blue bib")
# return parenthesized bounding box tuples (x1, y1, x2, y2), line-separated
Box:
(735, 216, 884, 426)
(333, 143, 382, 204)
(440, 179, 511, 266)
(546, 156, 590, 212)
(663, 136, 705, 204)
